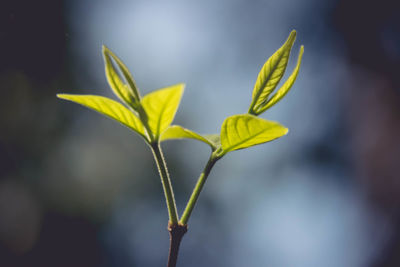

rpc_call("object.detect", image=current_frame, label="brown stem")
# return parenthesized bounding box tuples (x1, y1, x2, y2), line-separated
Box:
(167, 223, 188, 267)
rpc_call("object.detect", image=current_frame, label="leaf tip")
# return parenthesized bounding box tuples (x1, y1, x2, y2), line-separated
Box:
(56, 94, 77, 102)
(174, 83, 186, 96)
(296, 46, 304, 67)
(102, 44, 110, 54)
(299, 45, 304, 56)
(56, 93, 67, 99)
(288, 30, 297, 44)
(284, 127, 289, 135)
(102, 45, 115, 62)
(178, 82, 186, 90)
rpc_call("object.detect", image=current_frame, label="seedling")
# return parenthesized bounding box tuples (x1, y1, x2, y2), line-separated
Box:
(57, 30, 304, 267)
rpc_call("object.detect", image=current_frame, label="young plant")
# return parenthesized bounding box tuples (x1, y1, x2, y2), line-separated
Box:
(57, 30, 304, 267)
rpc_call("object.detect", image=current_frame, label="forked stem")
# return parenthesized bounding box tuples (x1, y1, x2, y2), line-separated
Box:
(152, 146, 220, 266)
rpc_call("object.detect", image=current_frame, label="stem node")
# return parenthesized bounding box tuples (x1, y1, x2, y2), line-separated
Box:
(167, 223, 188, 267)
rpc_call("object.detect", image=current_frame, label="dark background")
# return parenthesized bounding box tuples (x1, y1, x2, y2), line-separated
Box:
(1, 0, 399, 266)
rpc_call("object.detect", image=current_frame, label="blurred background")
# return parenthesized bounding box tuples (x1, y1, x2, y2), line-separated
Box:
(1, 0, 399, 266)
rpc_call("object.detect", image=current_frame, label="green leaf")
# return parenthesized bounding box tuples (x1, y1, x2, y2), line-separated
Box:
(259, 46, 304, 112)
(141, 84, 185, 139)
(103, 45, 141, 109)
(57, 94, 147, 140)
(220, 114, 288, 153)
(249, 30, 297, 115)
(161, 125, 219, 150)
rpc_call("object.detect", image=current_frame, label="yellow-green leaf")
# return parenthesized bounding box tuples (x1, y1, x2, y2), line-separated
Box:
(161, 125, 218, 150)
(249, 30, 296, 115)
(57, 94, 146, 139)
(103, 45, 141, 109)
(260, 46, 304, 113)
(220, 114, 288, 153)
(259, 46, 304, 112)
(141, 84, 185, 139)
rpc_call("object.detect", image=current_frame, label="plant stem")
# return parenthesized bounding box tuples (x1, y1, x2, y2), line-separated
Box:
(179, 155, 218, 225)
(151, 143, 179, 224)
(167, 223, 187, 267)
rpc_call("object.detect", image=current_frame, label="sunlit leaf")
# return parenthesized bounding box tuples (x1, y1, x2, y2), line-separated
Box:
(249, 30, 296, 115)
(141, 84, 185, 139)
(161, 125, 218, 150)
(103, 45, 141, 109)
(220, 114, 288, 153)
(57, 94, 146, 140)
(259, 46, 304, 112)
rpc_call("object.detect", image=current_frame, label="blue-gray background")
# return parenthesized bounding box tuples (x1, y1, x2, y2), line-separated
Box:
(1, 0, 400, 266)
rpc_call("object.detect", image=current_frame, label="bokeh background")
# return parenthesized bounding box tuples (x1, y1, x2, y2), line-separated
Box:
(1, 0, 400, 266)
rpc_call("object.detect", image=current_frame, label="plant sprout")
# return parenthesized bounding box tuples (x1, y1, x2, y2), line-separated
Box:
(57, 30, 304, 267)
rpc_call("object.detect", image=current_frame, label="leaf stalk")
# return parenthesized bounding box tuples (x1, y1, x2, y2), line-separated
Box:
(179, 153, 219, 225)
(151, 143, 179, 224)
